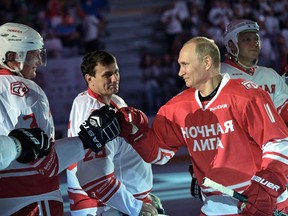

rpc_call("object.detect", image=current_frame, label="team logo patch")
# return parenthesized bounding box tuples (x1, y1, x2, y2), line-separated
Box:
(241, 80, 258, 89)
(10, 81, 29, 96)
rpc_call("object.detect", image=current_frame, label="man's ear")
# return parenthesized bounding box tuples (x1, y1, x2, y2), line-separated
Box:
(6, 52, 17, 61)
(6, 52, 20, 70)
(203, 55, 212, 71)
(85, 74, 92, 83)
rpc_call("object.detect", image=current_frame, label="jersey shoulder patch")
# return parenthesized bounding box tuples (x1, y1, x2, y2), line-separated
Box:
(241, 80, 259, 89)
(10, 81, 29, 97)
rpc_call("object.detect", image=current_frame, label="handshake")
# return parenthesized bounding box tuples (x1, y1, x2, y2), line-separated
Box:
(78, 105, 148, 150)
(9, 106, 147, 164)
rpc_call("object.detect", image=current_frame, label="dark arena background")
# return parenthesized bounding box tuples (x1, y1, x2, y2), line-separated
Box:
(1, 0, 287, 215)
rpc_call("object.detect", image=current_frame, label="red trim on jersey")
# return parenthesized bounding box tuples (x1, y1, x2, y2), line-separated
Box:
(100, 179, 121, 202)
(87, 88, 119, 108)
(0, 166, 36, 174)
(224, 58, 255, 75)
(83, 172, 114, 189)
(81, 172, 121, 202)
(11, 200, 64, 216)
(88, 88, 103, 102)
(0, 69, 14, 75)
(32, 146, 59, 177)
(134, 189, 152, 203)
(67, 191, 105, 210)
(263, 151, 288, 161)
(141, 195, 152, 204)
(68, 162, 77, 171)
(134, 189, 152, 197)
(153, 150, 174, 164)
(0, 174, 60, 198)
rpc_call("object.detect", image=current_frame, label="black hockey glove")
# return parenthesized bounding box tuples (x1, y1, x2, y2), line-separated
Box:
(78, 105, 120, 153)
(189, 164, 203, 200)
(8, 128, 50, 163)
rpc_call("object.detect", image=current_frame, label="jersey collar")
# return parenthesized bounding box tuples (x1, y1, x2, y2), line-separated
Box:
(0, 68, 15, 76)
(224, 58, 255, 76)
(87, 88, 119, 109)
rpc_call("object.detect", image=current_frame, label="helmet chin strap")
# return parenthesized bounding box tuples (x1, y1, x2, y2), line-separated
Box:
(230, 51, 258, 73)
(0, 61, 23, 77)
(236, 58, 258, 72)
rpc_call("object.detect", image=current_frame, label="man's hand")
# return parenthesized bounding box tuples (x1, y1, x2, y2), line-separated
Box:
(8, 128, 50, 163)
(148, 193, 165, 214)
(238, 169, 286, 216)
(78, 105, 120, 153)
(139, 202, 158, 216)
(116, 107, 148, 144)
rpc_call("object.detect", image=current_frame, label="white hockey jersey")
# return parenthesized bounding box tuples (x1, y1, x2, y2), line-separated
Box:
(67, 89, 153, 216)
(221, 59, 288, 124)
(0, 135, 21, 170)
(0, 69, 85, 215)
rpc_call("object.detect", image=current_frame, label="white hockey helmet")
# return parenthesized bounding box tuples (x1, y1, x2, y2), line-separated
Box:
(0, 22, 46, 73)
(224, 19, 259, 57)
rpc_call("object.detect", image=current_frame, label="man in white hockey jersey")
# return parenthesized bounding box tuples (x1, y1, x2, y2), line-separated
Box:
(0, 22, 120, 216)
(66, 50, 163, 216)
(116, 37, 288, 215)
(221, 19, 288, 125)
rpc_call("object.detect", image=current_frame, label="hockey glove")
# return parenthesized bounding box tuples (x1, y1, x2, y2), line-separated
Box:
(189, 164, 203, 200)
(78, 105, 120, 153)
(238, 169, 287, 216)
(139, 203, 158, 216)
(148, 193, 165, 214)
(9, 128, 50, 163)
(116, 107, 148, 144)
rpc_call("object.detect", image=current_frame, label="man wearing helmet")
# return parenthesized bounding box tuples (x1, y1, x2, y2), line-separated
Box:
(221, 19, 288, 125)
(0, 22, 120, 215)
(189, 19, 288, 213)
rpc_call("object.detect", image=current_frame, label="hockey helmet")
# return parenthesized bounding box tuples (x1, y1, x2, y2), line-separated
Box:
(224, 19, 259, 57)
(0, 22, 46, 73)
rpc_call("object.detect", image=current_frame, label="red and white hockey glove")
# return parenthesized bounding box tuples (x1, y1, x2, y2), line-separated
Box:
(238, 169, 287, 216)
(116, 107, 148, 144)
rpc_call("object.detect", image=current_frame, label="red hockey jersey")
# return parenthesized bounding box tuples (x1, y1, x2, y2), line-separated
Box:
(132, 74, 288, 215)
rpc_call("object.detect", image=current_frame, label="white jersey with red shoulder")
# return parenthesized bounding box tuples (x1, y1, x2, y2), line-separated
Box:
(67, 89, 153, 216)
(132, 74, 288, 215)
(0, 69, 85, 215)
(221, 58, 288, 124)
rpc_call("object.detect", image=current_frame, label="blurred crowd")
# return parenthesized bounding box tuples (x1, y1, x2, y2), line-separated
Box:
(159, 0, 288, 72)
(0, 0, 287, 115)
(139, 0, 288, 114)
(0, 0, 109, 58)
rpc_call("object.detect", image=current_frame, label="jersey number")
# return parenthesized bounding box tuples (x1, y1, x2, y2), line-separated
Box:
(264, 103, 276, 123)
(83, 148, 107, 162)
(22, 113, 39, 128)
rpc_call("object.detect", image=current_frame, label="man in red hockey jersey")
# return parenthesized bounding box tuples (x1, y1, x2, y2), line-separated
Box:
(190, 18, 288, 202)
(116, 37, 288, 215)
